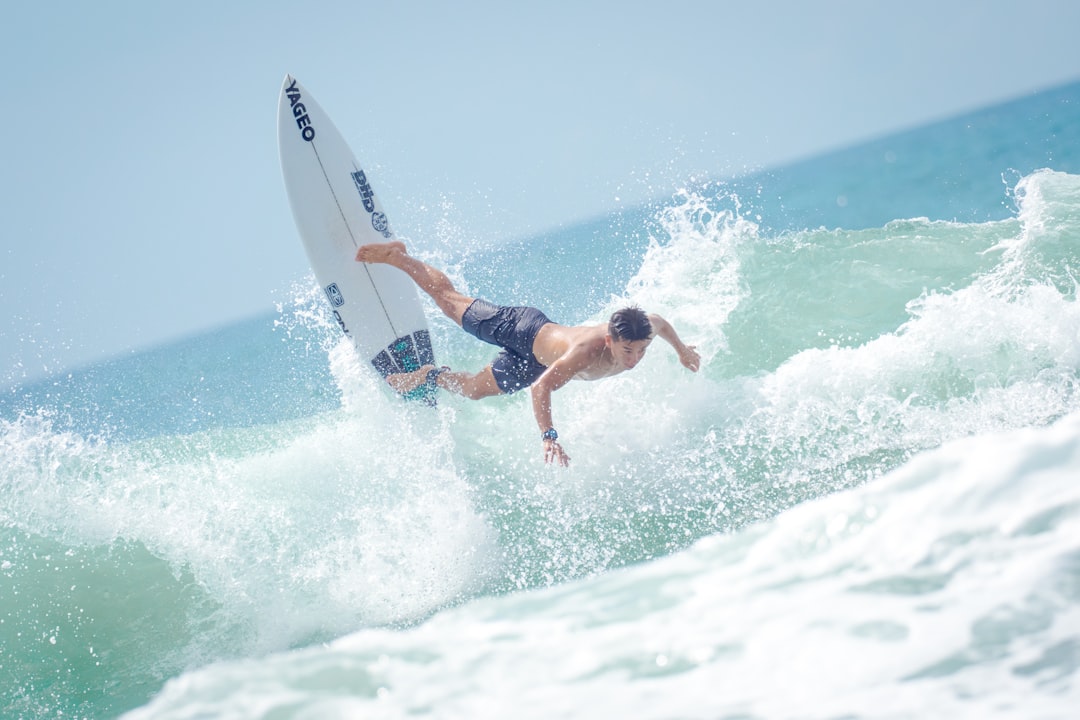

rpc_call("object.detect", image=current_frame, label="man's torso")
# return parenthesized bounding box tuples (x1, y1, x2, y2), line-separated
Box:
(532, 324, 625, 381)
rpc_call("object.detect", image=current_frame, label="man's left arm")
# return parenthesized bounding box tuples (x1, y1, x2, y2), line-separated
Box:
(647, 314, 700, 372)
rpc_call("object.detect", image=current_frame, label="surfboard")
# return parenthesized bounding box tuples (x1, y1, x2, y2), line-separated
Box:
(277, 75, 436, 404)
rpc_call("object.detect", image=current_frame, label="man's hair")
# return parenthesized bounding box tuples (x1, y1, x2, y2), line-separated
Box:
(608, 306, 652, 341)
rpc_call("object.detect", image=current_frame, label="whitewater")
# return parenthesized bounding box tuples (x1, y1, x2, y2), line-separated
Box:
(2, 82, 1080, 718)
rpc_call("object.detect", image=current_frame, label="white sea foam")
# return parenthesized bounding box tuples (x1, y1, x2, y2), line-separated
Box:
(124, 409, 1080, 719)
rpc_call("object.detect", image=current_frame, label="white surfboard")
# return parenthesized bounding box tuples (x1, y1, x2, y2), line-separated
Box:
(277, 75, 436, 404)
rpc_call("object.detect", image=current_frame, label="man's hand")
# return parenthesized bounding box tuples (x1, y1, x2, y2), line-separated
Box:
(543, 438, 570, 466)
(678, 344, 701, 372)
(647, 313, 700, 373)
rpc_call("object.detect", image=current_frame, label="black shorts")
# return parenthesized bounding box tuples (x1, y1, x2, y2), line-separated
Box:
(461, 299, 552, 394)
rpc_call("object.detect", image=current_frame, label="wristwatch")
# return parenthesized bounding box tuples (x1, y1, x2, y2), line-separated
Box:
(541, 428, 558, 442)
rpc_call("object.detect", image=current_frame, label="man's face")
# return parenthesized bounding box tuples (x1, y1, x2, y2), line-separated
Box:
(608, 337, 653, 370)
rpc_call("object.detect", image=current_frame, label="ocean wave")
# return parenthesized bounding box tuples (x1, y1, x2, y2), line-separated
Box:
(123, 409, 1080, 719)
(3, 168, 1078, 717)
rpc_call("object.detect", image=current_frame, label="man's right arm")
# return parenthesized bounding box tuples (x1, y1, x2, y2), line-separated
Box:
(529, 343, 598, 466)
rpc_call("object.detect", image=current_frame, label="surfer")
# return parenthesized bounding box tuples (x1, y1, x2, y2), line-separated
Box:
(355, 241, 701, 466)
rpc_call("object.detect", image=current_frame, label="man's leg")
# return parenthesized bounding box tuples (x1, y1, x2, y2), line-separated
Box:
(356, 242, 505, 400)
(386, 364, 502, 400)
(356, 241, 473, 325)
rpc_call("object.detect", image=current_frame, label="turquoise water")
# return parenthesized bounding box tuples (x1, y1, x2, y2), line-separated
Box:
(2, 81, 1080, 718)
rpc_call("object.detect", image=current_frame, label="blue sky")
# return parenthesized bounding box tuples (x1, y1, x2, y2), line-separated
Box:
(4, 0, 1080, 386)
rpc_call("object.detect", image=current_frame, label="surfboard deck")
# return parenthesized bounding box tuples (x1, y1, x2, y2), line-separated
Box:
(277, 75, 436, 404)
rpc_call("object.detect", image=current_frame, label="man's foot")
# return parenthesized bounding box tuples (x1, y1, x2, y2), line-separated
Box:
(356, 240, 407, 264)
(385, 364, 436, 393)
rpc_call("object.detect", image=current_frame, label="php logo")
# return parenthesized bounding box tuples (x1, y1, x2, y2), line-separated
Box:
(351, 170, 376, 213)
(324, 283, 345, 307)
